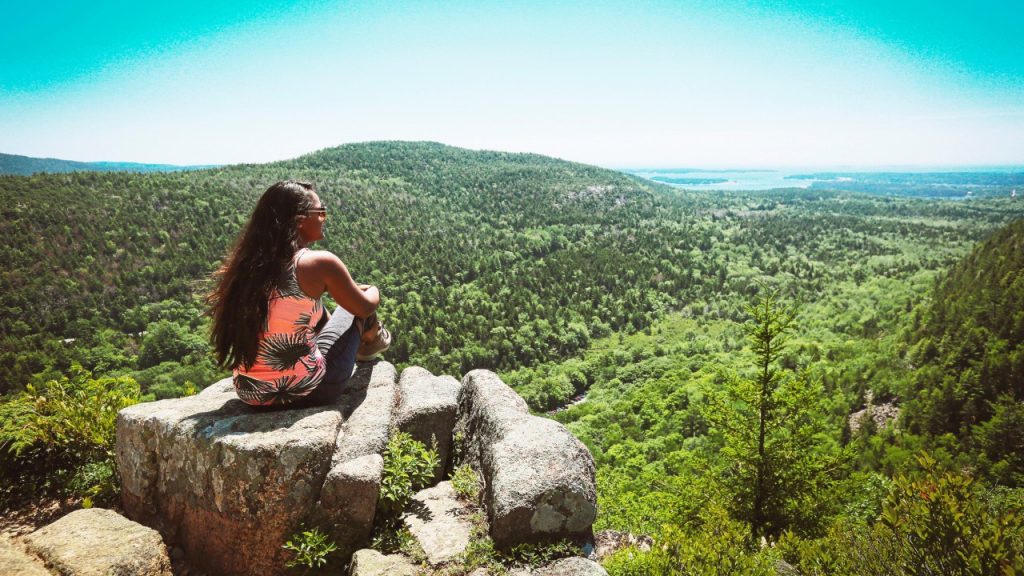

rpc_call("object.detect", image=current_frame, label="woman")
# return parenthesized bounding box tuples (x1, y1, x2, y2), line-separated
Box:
(207, 180, 391, 408)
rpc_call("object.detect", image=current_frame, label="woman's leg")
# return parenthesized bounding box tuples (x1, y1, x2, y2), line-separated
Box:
(360, 312, 380, 343)
(316, 305, 355, 357)
(287, 307, 362, 408)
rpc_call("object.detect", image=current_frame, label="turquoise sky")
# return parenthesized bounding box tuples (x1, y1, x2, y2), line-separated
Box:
(1, 0, 1021, 167)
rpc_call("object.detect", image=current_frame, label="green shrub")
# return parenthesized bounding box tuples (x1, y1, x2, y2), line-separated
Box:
(776, 521, 874, 576)
(460, 513, 499, 570)
(67, 460, 118, 506)
(370, 525, 415, 558)
(876, 453, 1024, 575)
(451, 464, 481, 503)
(778, 453, 1024, 576)
(378, 431, 440, 516)
(0, 364, 140, 504)
(372, 431, 439, 552)
(602, 505, 778, 576)
(283, 526, 338, 573)
(505, 539, 577, 568)
(0, 364, 139, 460)
(836, 472, 890, 525)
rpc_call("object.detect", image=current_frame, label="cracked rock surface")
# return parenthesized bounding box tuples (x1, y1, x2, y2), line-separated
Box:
(21, 508, 172, 576)
(402, 481, 474, 565)
(0, 535, 50, 576)
(394, 366, 461, 482)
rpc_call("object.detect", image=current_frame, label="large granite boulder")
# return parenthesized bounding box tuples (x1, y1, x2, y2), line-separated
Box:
(455, 370, 531, 473)
(21, 508, 171, 576)
(116, 361, 398, 576)
(332, 362, 400, 464)
(116, 362, 600, 574)
(455, 370, 597, 548)
(393, 366, 462, 482)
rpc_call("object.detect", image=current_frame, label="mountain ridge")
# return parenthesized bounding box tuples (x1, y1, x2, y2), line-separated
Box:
(0, 141, 688, 395)
(0, 152, 216, 176)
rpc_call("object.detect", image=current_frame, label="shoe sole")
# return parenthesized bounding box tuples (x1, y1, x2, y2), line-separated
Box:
(357, 327, 391, 361)
(356, 345, 389, 362)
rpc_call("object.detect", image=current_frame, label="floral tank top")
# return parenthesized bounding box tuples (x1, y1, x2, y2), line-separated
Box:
(233, 249, 327, 406)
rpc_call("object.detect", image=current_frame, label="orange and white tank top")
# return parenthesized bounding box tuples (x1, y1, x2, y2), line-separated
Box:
(233, 249, 327, 406)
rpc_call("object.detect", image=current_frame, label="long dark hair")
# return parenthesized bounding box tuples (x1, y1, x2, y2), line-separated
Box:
(207, 180, 317, 369)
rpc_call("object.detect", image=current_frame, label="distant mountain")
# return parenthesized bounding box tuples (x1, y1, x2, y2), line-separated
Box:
(0, 152, 215, 175)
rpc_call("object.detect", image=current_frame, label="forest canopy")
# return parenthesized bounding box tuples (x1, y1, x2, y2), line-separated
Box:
(2, 142, 1023, 573)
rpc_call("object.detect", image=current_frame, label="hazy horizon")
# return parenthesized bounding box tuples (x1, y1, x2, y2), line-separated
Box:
(4, 143, 1024, 174)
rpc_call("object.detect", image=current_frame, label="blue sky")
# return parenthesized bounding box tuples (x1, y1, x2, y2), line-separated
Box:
(1, 0, 1021, 167)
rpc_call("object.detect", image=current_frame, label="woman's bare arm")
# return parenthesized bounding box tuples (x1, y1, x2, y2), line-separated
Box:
(297, 250, 379, 318)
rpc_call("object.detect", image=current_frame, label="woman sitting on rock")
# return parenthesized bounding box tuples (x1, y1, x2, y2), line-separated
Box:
(207, 180, 391, 407)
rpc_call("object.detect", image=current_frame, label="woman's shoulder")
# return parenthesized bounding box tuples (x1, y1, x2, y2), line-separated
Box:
(294, 249, 350, 297)
(298, 249, 344, 268)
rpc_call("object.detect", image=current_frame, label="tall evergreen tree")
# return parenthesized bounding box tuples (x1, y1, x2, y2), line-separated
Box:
(704, 289, 844, 541)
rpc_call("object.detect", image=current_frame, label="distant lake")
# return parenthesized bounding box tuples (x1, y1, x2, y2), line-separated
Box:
(625, 167, 1024, 197)
(628, 169, 815, 191)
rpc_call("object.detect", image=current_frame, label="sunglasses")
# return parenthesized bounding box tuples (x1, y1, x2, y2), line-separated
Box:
(304, 208, 327, 219)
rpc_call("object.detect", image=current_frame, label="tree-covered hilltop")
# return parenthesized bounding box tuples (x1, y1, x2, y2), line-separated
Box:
(903, 218, 1024, 484)
(1, 141, 721, 396)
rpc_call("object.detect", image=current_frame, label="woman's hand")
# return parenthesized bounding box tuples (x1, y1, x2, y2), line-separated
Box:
(360, 285, 380, 304)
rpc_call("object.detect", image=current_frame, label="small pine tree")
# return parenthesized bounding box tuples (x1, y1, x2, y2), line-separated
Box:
(703, 288, 844, 541)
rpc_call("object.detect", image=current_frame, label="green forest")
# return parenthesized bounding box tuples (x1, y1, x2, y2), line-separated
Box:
(2, 142, 1023, 574)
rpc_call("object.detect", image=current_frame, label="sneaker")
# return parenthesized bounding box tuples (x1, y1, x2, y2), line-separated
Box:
(357, 322, 392, 361)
